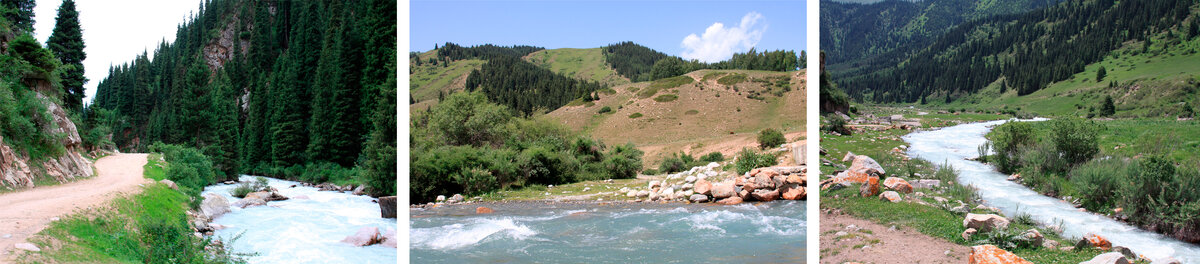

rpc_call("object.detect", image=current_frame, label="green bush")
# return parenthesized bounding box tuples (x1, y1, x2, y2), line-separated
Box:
(597, 106, 612, 114)
(1048, 117, 1101, 166)
(989, 121, 1036, 173)
(653, 94, 678, 102)
(757, 128, 786, 149)
(658, 152, 692, 174)
(628, 112, 643, 118)
(734, 148, 778, 174)
(642, 168, 660, 175)
(699, 152, 725, 163)
(822, 114, 852, 135)
(1070, 158, 1127, 211)
(1119, 155, 1176, 223)
(603, 143, 643, 179)
(151, 142, 216, 209)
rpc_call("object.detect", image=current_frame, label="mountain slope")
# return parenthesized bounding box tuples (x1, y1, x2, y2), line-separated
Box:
(833, 0, 1195, 105)
(524, 48, 631, 87)
(546, 69, 806, 164)
(820, 0, 1061, 69)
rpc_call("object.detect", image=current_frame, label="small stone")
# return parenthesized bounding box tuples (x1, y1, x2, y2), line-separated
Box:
(689, 194, 708, 203)
(476, 207, 494, 214)
(962, 228, 978, 240)
(14, 242, 40, 252)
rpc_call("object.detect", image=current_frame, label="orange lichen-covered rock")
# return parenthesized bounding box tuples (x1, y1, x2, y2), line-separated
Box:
(786, 174, 806, 184)
(1076, 234, 1112, 250)
(694, 179, 713, 196)
(859, 175, 881, 197)
(781, 184, 805, 200)
(716, 196, 743, 205)
(968, 245, 1033, 264)
(832, 170, 872, 185)
(476, 206, 494, 214)
(883, 177, 913, 194)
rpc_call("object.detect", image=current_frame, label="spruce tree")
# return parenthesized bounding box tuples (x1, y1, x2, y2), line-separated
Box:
(308, 4, 364, 167)
(1095, 66, 1106, 82)
(47, 0, 86, 110)
(1, 0, 34, 32)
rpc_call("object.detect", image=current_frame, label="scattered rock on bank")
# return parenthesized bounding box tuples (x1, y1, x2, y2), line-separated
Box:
(160, 179, 178, 190)
(1076, 233, 1113, 250)
(1080, 252, 1130, 264)
(968, 245, 1032, 264)
(963, 214, 1009, 233)
(14, 242, 40, 252)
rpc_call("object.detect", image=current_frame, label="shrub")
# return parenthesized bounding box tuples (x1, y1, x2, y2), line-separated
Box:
(597, 106, 612, 114)
(1118, 155, 1176, 222)
(757, 128, 786, 149)
(603, 143, 643, 179)
(1049, 117, 1101, 166)
(989, 121, 1036, 173)
(628, 112, 643, 118)
(1070, 158, 1127, 211)
(822, 114, 852, 135)
(734, 148, 778, 174)
(717, 73, 747, 85)
(699, 152, 725, 163)
(653, 94, 678, 102)
(658, 152, 691, 174)
(230, 183, 255, 198)
(151, 142, 217, 208)
(642, 168, 660, 175)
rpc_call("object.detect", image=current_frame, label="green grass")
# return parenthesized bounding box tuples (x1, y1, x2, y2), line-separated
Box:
(653, 94, 678, 102)
(684, 109, 699, 115)
(477, 178, 645, 202)
(524, 48, 629, 86)
(628, 112, 643, 119)
(144, 153, 166, 181)
(638, 76, 693, 98)
(409, 58, 486, 102)
(701, 71, 727, 83)
(717, 73, 747, 86)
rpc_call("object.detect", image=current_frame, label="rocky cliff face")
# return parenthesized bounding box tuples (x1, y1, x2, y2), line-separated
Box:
(0, 93, 94, 190)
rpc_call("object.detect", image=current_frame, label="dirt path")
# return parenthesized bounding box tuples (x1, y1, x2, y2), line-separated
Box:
(820, 211, 970, 264)
(0, 153, 150, 259)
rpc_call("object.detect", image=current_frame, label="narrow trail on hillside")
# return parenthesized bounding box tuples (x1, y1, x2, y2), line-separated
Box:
(0, 153, 150, 259)
(820, 211, 969, 263)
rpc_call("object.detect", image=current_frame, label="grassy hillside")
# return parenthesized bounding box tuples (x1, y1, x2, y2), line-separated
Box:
(409, 50, 484, 110)
(523, 48, 630, 87)
(546, 69, 806, 165)
(937, 29, 1200, 118)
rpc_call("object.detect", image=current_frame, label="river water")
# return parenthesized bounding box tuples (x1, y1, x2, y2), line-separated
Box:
(201, 176, 397, 264)
(410, 201, 807, 263)
(904, 119, 1200, 262)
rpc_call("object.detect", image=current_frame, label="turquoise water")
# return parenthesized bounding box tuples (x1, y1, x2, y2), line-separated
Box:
(201, 176, 397, 264)
(410, 201, 807, 263)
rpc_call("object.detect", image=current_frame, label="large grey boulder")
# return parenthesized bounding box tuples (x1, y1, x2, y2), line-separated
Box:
(379, 196, 397, 218)
(200, 193, 231, 219)
(963, 213, 1010, 232)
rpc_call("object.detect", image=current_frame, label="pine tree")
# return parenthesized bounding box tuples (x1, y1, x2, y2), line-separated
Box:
(1, 0, 35, 32)
(307, 4, 364, 167)
(46, 0, 86, 110)
(1095, 66, 1106, 82)
(1101, 95, 1116, 117)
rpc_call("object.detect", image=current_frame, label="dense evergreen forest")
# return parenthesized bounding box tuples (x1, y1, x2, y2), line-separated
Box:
(820, 0, 1061, 68)
(602, 41, 803, 82)
(89, 0, 397, 196)
(465, 56, 605, 115)
(833, 0, 1195, 104)
(0, 0, 71, 163)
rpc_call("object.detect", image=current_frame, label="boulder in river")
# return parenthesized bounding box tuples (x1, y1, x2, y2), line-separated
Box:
(380, 228, 397, 248)
(340, 226, 381, 247)
(233, 197, 267, 208)
(688, 194, 708, 203)
(200, 193, 231, 219)
(963, 213, 1010, 233)
(882, 177, 913, 194)
(352, 185, 366, 196)
(379, 196, 397, 218)
(436, 195, 446, 202)
(968, 245, 1032, 264)
(1080, 252, 1129, 264)
(476, 206, 494, 214)
(246, 191, 288, 202)
(786, 174, 805, 185)
(716, 196, 743, 205)
(447, 194, 464, 203)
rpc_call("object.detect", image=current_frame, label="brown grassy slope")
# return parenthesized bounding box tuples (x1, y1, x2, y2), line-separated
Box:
(545, 69, 806, 166)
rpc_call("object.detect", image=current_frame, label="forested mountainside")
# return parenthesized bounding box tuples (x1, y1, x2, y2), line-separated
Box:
(832, 0, 1195, 104)
(0, 0, 94, 189)
(409, 41, 803, 114)
(820, 0, 1061, 68)
(90, 0, 397, 196)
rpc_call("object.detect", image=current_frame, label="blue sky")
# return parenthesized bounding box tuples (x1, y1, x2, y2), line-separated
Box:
(411, 0, 805, 63)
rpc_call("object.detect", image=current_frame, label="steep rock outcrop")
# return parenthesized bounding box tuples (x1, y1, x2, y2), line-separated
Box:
(0, 93, 94, 189)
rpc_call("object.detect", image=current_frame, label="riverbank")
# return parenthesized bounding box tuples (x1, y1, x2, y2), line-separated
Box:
(819, 107, 1111, 263)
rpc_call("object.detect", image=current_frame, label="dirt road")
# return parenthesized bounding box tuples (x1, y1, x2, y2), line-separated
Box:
(820, 211, 970, 263)
(0, 153, 150, 259)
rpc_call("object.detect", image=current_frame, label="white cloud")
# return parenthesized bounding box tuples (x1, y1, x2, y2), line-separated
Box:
(681, 12, 767, 63)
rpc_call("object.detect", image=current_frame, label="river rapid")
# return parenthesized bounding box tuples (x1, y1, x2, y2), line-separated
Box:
(410, 201, 807, 263)
(201, 176, 397, 264)
(904, 119, 1200, 262)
